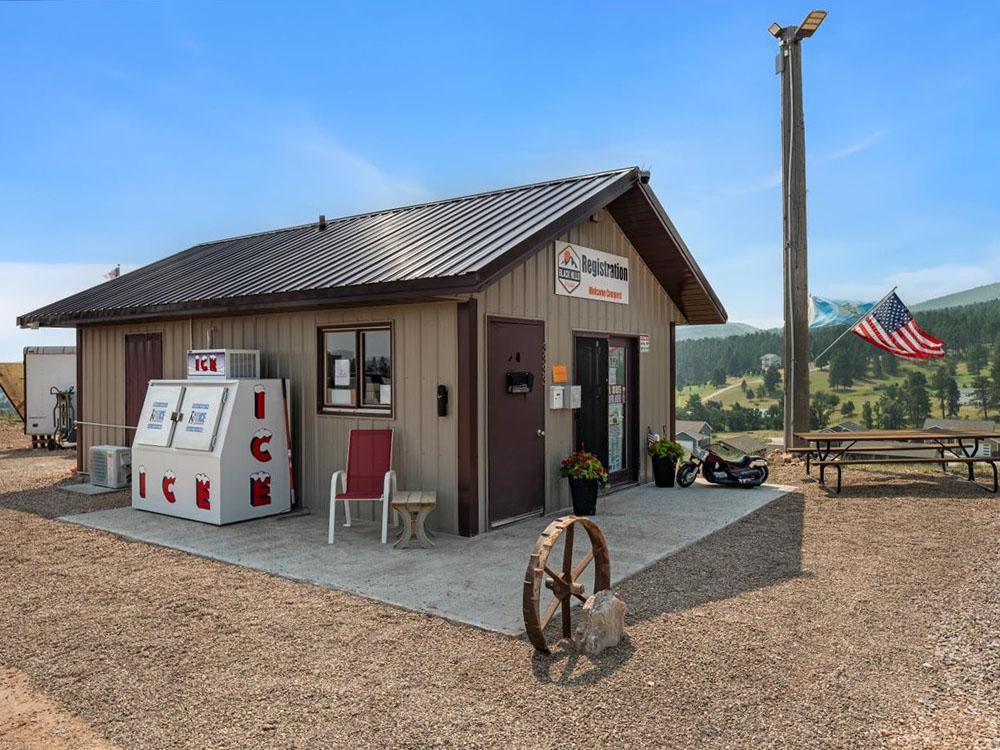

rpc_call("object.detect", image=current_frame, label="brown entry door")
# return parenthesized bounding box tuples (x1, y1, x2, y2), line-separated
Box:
(487, 319, 545, 526)
(125, 334, 163, 445)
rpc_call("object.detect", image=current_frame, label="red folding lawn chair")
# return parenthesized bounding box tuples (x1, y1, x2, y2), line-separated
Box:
(328, 428, 396, 544)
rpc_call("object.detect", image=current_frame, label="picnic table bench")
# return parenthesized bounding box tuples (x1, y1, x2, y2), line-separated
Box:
(794, 429, 1000, 494)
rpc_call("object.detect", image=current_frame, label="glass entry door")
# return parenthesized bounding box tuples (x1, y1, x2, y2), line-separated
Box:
(575, 335, 638, 485)
(607, 341, 628, 478)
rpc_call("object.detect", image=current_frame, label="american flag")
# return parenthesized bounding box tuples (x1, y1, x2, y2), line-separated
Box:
(850, 292, 944, 359)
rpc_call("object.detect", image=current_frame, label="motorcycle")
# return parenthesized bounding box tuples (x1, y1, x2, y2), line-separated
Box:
(676, 443, 769, 488)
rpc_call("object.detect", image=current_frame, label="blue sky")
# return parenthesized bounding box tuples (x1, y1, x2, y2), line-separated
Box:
(2, 1, 998, 358)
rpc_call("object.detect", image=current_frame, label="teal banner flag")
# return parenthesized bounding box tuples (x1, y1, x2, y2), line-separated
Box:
(808, 295, 876, 328)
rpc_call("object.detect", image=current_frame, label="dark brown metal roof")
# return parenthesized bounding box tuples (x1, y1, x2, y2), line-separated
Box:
(18, 167, 726, 327)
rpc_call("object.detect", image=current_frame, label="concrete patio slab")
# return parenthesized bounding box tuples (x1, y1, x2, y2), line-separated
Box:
(59, 483, 120, 496)
(60, 480, 794, 636)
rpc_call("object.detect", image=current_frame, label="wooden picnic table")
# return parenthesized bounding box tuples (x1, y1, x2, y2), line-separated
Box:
(794, 429, 1000, 493)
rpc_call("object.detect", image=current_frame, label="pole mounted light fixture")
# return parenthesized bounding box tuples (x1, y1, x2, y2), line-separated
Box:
(768, 10, 826, 42)
(768, 9, 826, 450)
(795, 9, 827, 39)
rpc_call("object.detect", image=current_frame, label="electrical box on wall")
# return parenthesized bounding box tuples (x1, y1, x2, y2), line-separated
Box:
(568, 385, 582, 409)
(549, 386, 565, 409)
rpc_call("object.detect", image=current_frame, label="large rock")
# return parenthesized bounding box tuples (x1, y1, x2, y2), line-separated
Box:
(572, 590, 626, 655)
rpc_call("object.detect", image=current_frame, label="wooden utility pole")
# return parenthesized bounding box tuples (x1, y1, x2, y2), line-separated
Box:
(773, 11, 826, 450)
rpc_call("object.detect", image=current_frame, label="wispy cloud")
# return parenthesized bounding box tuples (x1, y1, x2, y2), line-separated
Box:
(286, 125, 432, 211)
(724, 130, 885, 197)
(723, 168, 782, 197)
(825, 131, 884, 162)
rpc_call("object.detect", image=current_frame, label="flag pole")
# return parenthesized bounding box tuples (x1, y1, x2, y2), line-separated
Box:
(811, 286, 898, 364)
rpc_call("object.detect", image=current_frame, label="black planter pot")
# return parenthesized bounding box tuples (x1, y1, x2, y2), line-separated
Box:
(651, 455, 677, 487)
(568, 477, 599, 515)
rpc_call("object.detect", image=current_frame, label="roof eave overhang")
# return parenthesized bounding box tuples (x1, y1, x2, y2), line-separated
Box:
(17, 273, 484, 328)
(606, 182, 727, 325)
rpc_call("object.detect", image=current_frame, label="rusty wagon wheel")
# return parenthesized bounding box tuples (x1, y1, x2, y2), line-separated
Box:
(522, 515, 611, 653)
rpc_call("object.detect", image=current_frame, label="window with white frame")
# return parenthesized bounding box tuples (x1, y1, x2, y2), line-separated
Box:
(319, 325, 393, 413)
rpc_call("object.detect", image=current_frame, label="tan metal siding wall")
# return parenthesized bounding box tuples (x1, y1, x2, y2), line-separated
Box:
(475, 208, 684, 524)
(80, 320, 188, 455)
(80, 303, 460, 533)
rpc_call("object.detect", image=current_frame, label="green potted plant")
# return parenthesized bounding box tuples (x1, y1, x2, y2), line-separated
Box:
(647, 437, 685, 487)
(559, 450, 609, 515)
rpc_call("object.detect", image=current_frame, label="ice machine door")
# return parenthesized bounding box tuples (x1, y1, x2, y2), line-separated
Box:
(134, 384, 185, 447)
(172, 385, 228, 452)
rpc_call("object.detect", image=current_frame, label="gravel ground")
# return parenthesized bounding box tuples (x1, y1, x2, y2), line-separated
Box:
(0, 423, 131, 519)
(0, 446, 998, 748)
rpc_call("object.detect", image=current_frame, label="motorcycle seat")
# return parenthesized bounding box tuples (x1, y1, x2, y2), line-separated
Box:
(729, 455, 757, 468)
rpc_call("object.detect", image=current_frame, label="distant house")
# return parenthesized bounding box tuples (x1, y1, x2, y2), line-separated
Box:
(760, 353, 782, 370)
(675, 420, 712, 455)
(716, 433, 768, 456)
(923, 418, 999, 457)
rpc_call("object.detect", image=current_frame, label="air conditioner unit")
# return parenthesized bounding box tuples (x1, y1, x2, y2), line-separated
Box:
(89, 445, 132, 489)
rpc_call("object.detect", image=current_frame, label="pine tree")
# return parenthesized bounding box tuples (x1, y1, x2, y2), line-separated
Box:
(931, 365, 951, 419)
(682, 394, 707, 422)
(972, 375, 992, 419)
(947, 379, 961, 417)
(861, 401, 874, 428)
(828, 348, 854, 390)
(968, 344, 987, 375)
(762, 367, 781, 397)
(882, 354, 899, 376)
(904, 371, 931, 427)
(810, 392, 840, 429)
(871, 356, 884, 379)
(876, 386, 906, 428)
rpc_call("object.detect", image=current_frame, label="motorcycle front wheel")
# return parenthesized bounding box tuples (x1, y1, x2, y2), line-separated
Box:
(676, 462, 698, 488)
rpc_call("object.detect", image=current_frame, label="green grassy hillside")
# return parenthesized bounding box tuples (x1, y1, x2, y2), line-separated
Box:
(675, 322, 760, 342)
(912, 282, 1000, 312)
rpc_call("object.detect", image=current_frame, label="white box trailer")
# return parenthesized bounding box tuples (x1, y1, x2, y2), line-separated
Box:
(131, 350, 293, 525)
(24, 346, 76, 439)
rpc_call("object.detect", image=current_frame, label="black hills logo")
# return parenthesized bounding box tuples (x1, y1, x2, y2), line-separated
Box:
(557, 246, 581, 294)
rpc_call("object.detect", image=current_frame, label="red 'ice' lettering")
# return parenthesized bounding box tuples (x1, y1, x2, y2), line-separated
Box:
(250, 472, 271, 507)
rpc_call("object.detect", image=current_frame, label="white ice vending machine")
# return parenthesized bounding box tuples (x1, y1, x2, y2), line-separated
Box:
(131, 349, 293, 524)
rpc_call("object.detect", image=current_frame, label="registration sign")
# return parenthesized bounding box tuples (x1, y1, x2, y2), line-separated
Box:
(554, 241, 629, 305)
